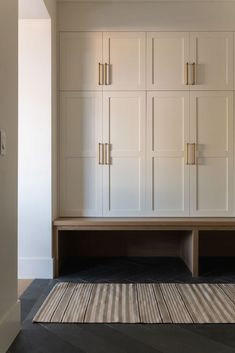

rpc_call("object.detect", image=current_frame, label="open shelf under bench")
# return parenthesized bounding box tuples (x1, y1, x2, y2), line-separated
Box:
(53, 218, 235, 278)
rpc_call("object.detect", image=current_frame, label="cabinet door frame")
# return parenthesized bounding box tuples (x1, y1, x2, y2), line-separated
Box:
(60, 31, 103, 91)
(103, 32, 146, 91)
(146, 91, 190, 216)
(190, 32, 234, 90)
(189, 91, 234, 216)
(102, 91, 146, 216)
(59, 91, 103, 216)
(147, 32, 190, 90)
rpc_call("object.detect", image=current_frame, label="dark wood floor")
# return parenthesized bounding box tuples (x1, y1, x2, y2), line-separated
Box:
(8, 257, 235, 353)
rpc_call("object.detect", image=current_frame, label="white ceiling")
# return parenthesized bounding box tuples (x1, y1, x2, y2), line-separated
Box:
(19, 0, 50, 19)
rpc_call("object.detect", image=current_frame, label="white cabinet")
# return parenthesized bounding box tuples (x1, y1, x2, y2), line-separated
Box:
(103, 32, 146, 90)
(190, 91, 234, 216)
(147, 32, 190, 90)
(60, 31, 146, 91)
(190, 32, 233, 90)
(60, 32, 103, 91)
(147, 92, 190, 216)
(147, 32, 233, 90)
(59, 30, 235, 218)
(103, 92, 146, 216)
(60, 92, 103, 216)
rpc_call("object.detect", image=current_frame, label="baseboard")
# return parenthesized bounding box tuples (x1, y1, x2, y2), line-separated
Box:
(18, 257, 54, 279)
(0, 300, 21, 353)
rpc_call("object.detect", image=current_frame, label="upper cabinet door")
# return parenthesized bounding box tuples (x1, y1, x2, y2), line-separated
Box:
(103, 32, 146, 90)
(190, 91, 234, 216)
(147, 32, 190, 90)
(60, 32, 103, 91)
(190, 32, 233, 90)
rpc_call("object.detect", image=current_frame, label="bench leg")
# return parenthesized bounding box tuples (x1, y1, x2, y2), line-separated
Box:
(53, 227, 59, 278)
(180, 229, 199, 277)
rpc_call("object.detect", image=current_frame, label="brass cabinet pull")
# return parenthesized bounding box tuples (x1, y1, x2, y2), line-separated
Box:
(104, 143, 109, 164)
(185, 143, 196, 165)
(98, 63, 104, 85)
(107, 143, 111, 165)
(185, 143, 189, 164)
(185, 63, 189, 85)
(105, 63, 110, 85)
(192, 62, 196, 85)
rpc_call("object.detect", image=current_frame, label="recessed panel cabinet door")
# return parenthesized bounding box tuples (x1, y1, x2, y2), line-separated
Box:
(60, 92, 103, 216)
(103, 92, 146, 216)
(60, 32, 103, 90)
(147, 32, 190, 90)
(147, 92, 190, 216)
(190, 91, 234, 216)
(190, 32, 233, 90)
(103, 32, 146, 90)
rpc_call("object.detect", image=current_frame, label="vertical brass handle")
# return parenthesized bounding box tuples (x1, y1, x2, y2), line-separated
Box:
(192, 62, 196, 85)
(98, 63, 103, 85)
(186, 143, 196, 165)
(104, 143, 108, 165)
(108, 143, 111, 165)
(105, 63, 110, 85)
(185, 63, 189, 85)
(185, 143, 189, 164)
(102, 143, 105, 165)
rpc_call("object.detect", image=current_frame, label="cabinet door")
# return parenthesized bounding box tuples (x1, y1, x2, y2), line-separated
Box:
(190, 32, 233, 90)
(103, 92, 146, 216)
(60, 92, 103, 216)
(190, 91, 234, 216)
(60, 32, 103, 91)
(147, 32, 190, 90)
(103, 32, 146, 90)
(147, 92, 190, 216)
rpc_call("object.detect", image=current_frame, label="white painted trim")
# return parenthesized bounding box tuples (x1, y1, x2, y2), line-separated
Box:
(18, 257, 54, 279)
(0, 301, 21, 353)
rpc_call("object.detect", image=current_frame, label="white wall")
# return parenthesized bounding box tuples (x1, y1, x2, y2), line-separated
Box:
(18, 19, 53, 278)
(0, 0, 21, 351)
(43, 0, 58, 221)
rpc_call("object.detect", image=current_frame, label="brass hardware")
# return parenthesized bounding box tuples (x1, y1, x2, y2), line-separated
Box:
(185, 63, 189, 85)
(186, 143, 196, 165)
(99, 143, 105, 165)
(104, 143, 109, 165)
(107, 143, 111, 165)
(102, 143, 105, 165)
(185, 143, 189, 164)
(98, 63, 103, 85)
(105, 63, 110, 85)
(192, 62, 196, 85)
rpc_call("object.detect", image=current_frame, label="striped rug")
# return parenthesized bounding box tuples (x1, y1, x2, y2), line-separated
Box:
(33, 283, 235, 324)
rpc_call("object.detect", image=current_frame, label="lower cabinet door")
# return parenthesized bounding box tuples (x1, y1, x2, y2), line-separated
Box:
(190, 91, 234, 216)
(146, 91, 190, 216)
(102, 91, 146, 216)
(60, 92, 103, 216)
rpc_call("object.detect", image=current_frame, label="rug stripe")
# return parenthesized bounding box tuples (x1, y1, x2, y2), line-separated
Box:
(62, 283, 94, 322)
(152, 284, 172, 323)
(33, 282, 69, 322)
(137, 284, 161, 323)
(159, 284, 192, 323)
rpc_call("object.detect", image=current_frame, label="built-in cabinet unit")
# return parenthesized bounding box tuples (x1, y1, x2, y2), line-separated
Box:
(59, 31, 234, 217)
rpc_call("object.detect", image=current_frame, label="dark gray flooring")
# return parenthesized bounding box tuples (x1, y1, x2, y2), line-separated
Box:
(8, 257, 235, 353)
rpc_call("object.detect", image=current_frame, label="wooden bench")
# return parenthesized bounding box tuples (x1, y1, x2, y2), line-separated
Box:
(53, 218, 235, 278)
